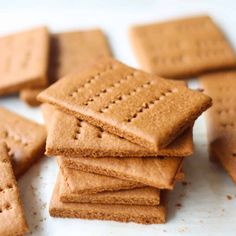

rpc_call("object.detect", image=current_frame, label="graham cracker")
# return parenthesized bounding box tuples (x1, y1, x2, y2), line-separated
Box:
(0, 107, 46, 177)
(41, 103, 55, 131)
(58, 174, 160, 205)
(60, 155, 183, 189)
(0, 143, 28, 235)
(38, 58, 212, 151)
(130, 15, 236, 79)
(20, 29, 112, 106)
(59, 158, 184, 195)
(200, 71, 236, 183)
(58, 158, 144, 195)
(45, 107, 193, 157)
(0, 26, 49, 95)
(50, 177, 167, 224)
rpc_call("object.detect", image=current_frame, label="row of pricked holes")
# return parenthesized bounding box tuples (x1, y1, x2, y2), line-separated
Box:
(124, 88, 178, 123)
(0, 202, 12, 213)
(69, 64, 115, 97)
(153, 49, 228, 65)
(73, 119, 83, 140)
(148, 38, 224, 51)
(0, 183, 14, 193)
(220, 122, 235, 128)
(4, 130, 28, 146)
(216, 109, 236, 115)
(82, 71, 136, 106)
(98, 80, 154, 113)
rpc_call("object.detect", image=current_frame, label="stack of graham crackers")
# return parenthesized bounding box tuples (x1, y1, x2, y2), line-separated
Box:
(38, 58, 212, 224)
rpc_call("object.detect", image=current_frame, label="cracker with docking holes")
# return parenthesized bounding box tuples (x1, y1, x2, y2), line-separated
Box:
(38, 58, 211, 151)
(50, 177, 167, 224)
(44, 106, 193, 157)
(200, 70, 236, 183)
(59, 155, 183, 189)
(130, 15, 236, 79)
(21, 29, 112, 106)
(0, 107, 46, 177)
(0, 143, 28, 235)
(58, 174, 160, 205)
(0, 26, 49, 95)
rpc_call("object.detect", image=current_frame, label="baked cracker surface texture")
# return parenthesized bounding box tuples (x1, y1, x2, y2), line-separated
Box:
(20, 29, 112, 106)
(200, 70, 236, 183)
(60, 155, 183, 189)
(49, 177, 167, 224)
(58, 157, 144, 194)
(0, 26, 49, 95)
(46, 108, 193, 157)
(58, 173, 160, 205)
(0, 143, 28, 236)
(130, 15, 236, 79)
(38, 58, 212, 151)
(0, 107, 46, 177)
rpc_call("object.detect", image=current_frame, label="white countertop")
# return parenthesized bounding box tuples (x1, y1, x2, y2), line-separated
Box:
(0, 1, 235, 235)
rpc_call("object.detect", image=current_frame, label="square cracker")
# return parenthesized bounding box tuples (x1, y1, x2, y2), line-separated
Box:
(130, 15, 236, 79)
(0, 143, 28, 235)
(38, 58, 211, 151)
(60, 155, 183, 189)
(0, 26, 49, 95)
(58, 158, 144, 195)
(20, 29, 112, 106)
(50, 177, 167, 224)
(0, 107, 46, 177)
(200, 71, 236, 183)
(59, 174, 160, 205)
(44, 104, 193, 157)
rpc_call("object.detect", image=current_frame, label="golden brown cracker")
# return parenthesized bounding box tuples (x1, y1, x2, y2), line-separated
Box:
(0, 107, 46, 177)
(60, 155, 183, 189)
(38, 58, 211, 151)
(200, 70, 236, 183)
(0, 26, 49, 95)
(50, 177, 167, 224)
(130, 15, 236, 79)
(0, 143, 28, 235)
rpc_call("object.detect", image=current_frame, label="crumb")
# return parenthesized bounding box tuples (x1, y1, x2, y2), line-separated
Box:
(222, 208, 225, 212)
(33, 211, 37, 216)
(175, 203, 182, 208)
(163, 229, 167, 232)
(227, 195, 232, 200)
(34, 225, 39, 230)
(178, 226, 188, 232)
(182, 181, 188, 186)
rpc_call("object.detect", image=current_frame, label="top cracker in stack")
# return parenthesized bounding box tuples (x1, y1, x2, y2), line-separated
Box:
(38, 58, 212, 152)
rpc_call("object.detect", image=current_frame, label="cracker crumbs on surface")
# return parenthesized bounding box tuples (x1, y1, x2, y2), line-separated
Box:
(227, 195, 232, 200)
(175, 203, 182, 208)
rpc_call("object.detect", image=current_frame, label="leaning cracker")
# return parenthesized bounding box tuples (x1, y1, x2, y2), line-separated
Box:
(38, 58, 211, 151)
(0, 26, 49, 95)
(200, 71, 236, 183)
(0, 107, 46, 177)
(59, 174, 160, 205)
(60, 155, 183, 189)
(58, 158, 144, 194)
(0, 143, 28, 235)
(50, 177, 167, 224)
(130, 15, 236, 79)
(45, 107, 193, 157)
(21, 29, 112, 106)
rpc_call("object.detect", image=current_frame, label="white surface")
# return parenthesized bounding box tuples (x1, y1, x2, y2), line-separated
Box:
(0, 1, 236, 235)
